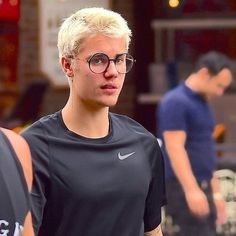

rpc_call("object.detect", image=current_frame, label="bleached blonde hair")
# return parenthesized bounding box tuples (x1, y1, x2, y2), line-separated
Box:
(57, 7, 132, 60)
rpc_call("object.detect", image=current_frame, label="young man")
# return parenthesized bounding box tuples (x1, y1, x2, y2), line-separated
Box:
(158, 51, 233, 236)
(21, 7, 166, 236)
(0, 128, 34, 236)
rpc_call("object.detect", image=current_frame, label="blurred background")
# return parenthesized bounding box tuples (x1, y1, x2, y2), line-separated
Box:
(0, 0, 235, 133)
(1, 0, 236, 139)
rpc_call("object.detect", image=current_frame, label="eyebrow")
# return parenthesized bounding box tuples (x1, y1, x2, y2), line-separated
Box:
(86, 52, 128, 59)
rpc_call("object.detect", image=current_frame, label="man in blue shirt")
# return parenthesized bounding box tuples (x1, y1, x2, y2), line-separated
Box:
(158, 51, 233, 236)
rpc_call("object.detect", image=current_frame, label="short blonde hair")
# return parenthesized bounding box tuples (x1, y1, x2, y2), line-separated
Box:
(57, 7, 132, 59)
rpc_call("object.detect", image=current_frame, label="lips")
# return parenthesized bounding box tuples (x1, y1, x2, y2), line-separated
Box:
(101, 84, 117, 89)
(100, 84, 118, 95)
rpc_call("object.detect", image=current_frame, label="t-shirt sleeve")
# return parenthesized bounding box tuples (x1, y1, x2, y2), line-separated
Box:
(21, 123, 50, 234)
(144, 139, 166, 232)
(158, 97, 188, 131)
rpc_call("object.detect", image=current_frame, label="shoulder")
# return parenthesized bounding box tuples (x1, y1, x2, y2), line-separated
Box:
(110, 113, 152, 135)
(1, 127, 27, 144)
(159, 85, 190, 115)
(110, 114, 163, 167)
(161, 84, 187, 105)
(0, 128, 32, 190)
(110, 113, 158, 144)
(22, 111, 60, 137)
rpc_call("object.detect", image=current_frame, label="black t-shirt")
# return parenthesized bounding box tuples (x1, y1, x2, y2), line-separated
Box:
(22, 111, 166, 236)
(0, 130, 30, 235)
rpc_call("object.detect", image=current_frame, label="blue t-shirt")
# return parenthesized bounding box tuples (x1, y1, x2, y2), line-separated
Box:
(158, 83, 217, 181)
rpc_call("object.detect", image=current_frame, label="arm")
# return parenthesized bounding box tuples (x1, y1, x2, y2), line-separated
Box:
(2, 128, 33, 189)
(211, 172, 222, 198)
(21, 125, 50, 234)
(1, 128, 35, 236)
(163, 130, 209, 217)
(144, 225, 163, 236)
(143, 140, 166, 236)
(211, 173, 227, 225)
(21, 212, 34, 236)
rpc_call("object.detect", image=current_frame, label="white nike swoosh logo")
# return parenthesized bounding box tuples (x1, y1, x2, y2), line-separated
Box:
(118, 151, 135, 160)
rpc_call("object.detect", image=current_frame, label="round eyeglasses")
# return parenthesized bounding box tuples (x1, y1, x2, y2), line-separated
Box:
(87, 53, 135, 74)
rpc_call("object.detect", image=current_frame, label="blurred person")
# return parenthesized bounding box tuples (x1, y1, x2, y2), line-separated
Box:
(21, 7, 166, 236)
(0, 127, 34, 236)
(157, 51, 233, 236)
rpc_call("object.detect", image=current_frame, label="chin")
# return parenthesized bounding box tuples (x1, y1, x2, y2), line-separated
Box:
(108, 103, 117, 108)
(104, 100, 118, 108)
(102, 96, 119, 107)
(107, 101, 118, 107)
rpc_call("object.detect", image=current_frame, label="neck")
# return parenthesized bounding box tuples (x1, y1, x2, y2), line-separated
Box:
(185, 73, 201, 93)
(62, 101, 110, 139)
(185, 74, 208, 100)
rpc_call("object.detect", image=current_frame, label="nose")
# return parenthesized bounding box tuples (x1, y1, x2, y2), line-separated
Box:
(104, 61, 119, 77)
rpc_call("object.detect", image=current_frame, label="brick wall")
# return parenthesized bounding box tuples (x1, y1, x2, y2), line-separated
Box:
(18, 0, 40, 86)
(18, 0, 136, 118)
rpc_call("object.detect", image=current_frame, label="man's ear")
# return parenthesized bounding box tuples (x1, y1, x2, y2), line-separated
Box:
(61, 57, 74, 77)
(198, 67, 210, 80)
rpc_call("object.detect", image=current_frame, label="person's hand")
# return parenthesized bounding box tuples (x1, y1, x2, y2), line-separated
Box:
(213, 193, 227, 225)
(185, 188, 210, 218)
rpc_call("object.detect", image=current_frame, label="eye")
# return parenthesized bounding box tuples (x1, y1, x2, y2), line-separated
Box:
(90, 54, 108, 65)
(116, 54, 126, 64)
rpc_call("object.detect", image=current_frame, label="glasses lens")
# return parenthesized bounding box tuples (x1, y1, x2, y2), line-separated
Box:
(114, 53, 134, 74)
(89, 53, 109, 74)
(88, 53, 135, 74)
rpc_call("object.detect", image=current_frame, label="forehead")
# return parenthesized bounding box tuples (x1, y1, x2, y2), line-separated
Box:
(79, 34, 127, 55)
